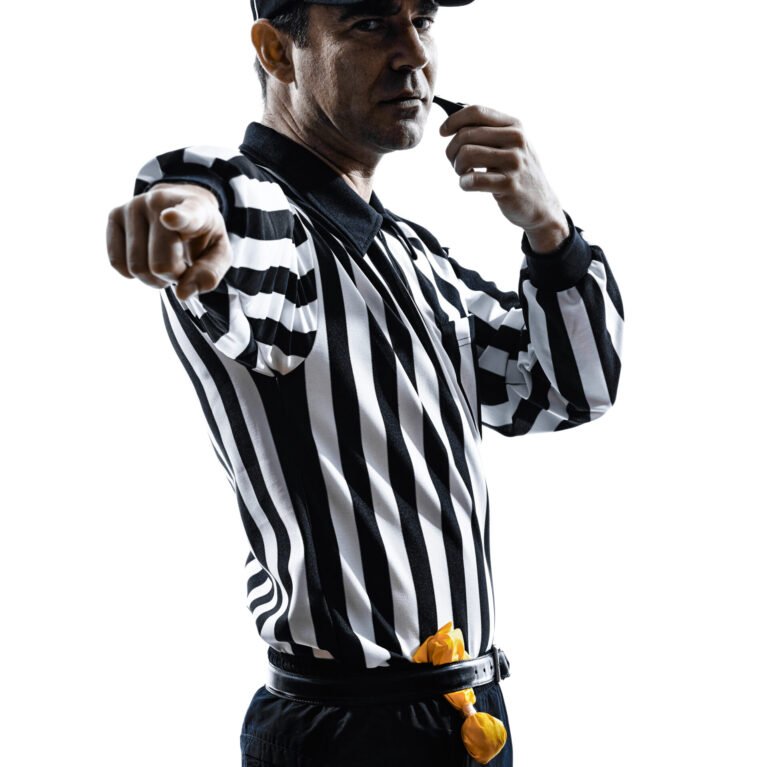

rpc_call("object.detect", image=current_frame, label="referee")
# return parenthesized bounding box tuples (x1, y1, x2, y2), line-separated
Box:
(106, 1, 624, 765)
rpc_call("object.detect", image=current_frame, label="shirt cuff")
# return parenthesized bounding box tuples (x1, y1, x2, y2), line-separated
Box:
(521, 210, 593, 291)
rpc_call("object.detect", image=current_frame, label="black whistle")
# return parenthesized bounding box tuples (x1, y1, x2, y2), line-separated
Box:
(432, 95, 468, 116)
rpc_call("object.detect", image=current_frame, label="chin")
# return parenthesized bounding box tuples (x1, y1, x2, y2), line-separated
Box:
(373, 120, 426, 153)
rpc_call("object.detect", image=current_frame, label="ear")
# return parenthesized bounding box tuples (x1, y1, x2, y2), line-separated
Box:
(251, 20, 295, 86)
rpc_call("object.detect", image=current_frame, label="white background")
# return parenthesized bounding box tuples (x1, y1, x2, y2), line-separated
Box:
(1, 0, 765, 765)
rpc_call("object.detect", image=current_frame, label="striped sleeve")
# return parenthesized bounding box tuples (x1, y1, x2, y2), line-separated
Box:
(440, 211, 624, 436)
(133, 146, 319, 377)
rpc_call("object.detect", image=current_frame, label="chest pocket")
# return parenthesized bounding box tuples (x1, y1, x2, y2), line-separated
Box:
(438, 312, 474, 348)
(437, 313, 481, 434)
(450, 313, 473, 347)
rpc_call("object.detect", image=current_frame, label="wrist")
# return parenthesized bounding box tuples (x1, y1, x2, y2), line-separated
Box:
(524, 210, 570, 255)
(521, 210, 593, 292)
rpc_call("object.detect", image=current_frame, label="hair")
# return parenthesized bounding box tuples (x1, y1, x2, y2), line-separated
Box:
(254, 3, 311, 102)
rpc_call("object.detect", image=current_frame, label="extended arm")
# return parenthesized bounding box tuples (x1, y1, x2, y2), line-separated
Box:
(106, 146, 319, 376)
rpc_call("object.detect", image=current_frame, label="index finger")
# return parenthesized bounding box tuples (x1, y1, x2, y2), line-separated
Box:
(439, 105, 521, 137)
(158, 195, 219, 239)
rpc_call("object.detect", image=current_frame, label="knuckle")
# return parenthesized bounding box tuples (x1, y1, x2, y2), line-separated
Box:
(455, 143, 472, 163)
(144, 188, 171, 213)
(460, 126, 473, 142)
(107, 206, 122, 226)
(455, 144, 478, 173)
(125, 198, 147, 228)
(506, 148, 522, 170)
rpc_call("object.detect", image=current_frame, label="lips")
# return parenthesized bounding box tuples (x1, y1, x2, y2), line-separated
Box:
(381, 92, 424, 102)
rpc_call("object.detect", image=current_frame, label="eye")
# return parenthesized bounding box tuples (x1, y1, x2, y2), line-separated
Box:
(353, 18, 385, 32)
(413, 16, 435, 30)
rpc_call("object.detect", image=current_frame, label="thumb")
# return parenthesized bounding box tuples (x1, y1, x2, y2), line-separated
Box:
(159, 197, 213, 237)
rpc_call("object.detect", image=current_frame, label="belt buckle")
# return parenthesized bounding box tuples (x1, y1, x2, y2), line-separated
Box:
(492, 646, 501, 684)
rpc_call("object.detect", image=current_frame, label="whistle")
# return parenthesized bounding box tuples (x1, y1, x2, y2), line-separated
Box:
(432, 95, 468, 116)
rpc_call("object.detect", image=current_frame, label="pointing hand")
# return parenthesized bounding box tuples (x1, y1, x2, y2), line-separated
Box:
(107, 183, 233, 300)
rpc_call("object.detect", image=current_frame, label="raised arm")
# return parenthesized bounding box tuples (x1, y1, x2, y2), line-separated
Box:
(431, 103, 624, 434)
(435, 215, 624, 436)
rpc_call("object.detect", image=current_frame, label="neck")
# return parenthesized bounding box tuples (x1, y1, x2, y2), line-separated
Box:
(261, 102, 378, 204)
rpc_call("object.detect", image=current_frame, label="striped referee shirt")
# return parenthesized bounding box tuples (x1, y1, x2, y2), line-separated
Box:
(134, 121, 624, 670)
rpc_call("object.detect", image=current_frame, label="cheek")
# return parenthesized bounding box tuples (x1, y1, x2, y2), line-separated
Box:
(331, 60, 371, 104)
(426, 41, 438, 80)
(300, 43, 340, 93)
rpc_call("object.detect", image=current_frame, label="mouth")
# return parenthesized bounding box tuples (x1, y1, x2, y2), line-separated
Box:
(380, 96, 425, 108)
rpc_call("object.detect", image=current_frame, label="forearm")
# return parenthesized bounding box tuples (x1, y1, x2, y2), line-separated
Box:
(460, 216, 622, 436)
(518, 222, 624, 420)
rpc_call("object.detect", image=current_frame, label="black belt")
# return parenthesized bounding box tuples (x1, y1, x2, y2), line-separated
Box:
(265, 646, 510, 706)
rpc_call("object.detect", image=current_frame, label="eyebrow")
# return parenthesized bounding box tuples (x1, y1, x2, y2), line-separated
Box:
(337, 0, 440, 22)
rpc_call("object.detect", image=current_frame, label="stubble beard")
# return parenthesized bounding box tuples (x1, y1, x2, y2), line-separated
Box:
(360, 110, 428, 154)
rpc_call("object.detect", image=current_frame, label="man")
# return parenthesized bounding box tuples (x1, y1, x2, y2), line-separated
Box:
(106, 0, 624, 764)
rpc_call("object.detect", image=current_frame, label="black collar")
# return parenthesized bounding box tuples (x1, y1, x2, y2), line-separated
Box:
(240, 122, 394, 257)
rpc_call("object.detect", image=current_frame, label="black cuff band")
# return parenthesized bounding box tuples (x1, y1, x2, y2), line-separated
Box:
(521, 211, 593, 291)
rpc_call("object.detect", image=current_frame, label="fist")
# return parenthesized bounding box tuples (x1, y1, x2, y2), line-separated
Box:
(106, 183, 233, 300)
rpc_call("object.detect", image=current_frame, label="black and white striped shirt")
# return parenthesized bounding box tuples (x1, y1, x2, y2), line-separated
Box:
(134, 121, 624, 670)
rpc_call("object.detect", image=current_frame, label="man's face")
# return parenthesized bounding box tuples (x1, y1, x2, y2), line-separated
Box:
(290, 0, 439, 158)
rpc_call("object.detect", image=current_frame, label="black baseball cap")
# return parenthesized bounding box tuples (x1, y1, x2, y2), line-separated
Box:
(250, 1, 476, 21)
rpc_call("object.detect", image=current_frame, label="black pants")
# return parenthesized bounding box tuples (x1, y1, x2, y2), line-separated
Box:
(240, 677, 513, 767)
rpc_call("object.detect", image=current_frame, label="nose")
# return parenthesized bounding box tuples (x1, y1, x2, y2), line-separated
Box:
(390, 21, 430, 71)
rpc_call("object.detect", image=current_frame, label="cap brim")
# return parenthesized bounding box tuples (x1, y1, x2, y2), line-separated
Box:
(254, 1, 476, 21)
(300, 0, 475, 4)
